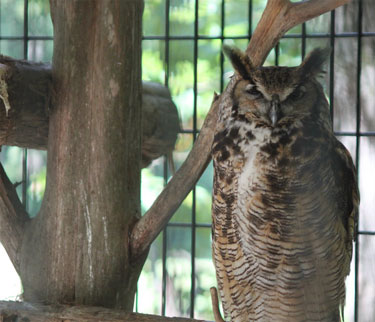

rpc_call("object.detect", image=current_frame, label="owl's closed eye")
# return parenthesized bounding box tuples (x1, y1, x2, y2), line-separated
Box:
(223, 45, 330, 128)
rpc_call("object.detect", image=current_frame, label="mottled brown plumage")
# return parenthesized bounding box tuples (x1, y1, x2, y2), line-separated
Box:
(211, 47, 359, 322)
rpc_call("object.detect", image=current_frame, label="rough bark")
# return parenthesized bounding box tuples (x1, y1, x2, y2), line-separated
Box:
(0, 56, 178, 167)
(0, 301, 204, 322)
(18, 0, 144, 310)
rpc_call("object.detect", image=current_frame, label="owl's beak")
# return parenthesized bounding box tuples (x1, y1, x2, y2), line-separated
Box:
(269, 95, 280, 126)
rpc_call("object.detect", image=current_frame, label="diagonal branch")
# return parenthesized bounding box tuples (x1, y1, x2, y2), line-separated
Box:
(130, 0, 351, 259)
(0, 162, 30, 273)
(130, 93, 220, 259)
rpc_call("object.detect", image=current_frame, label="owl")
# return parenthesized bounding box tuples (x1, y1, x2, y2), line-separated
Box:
(211, 47, 359, 322)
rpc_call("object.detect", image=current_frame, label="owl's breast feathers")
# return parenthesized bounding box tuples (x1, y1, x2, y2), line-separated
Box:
(211, 107, 359, 321)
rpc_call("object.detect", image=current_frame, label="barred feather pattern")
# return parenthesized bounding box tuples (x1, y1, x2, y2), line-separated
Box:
(211, 60, 359, 322)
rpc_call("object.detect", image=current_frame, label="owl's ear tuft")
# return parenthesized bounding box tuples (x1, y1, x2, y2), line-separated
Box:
(223, 45, 253, 80)
(298, 47, 330, 78)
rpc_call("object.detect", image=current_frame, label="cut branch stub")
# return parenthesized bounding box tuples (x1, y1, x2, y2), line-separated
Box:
(0, 63, 11, 115)
(0, 55, 50, 150)
(130, 0, 351, 259)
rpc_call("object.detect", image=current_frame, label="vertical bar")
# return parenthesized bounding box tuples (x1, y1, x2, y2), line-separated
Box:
(161, 0, 170, 315)
(354, 1, 363, 321)
(24, 0, 29, 59)
(162, 162, 168, 316)
(164, 0, 170, 88)
(329, 10, 335, 124)
(22, 150, 27, 207)
(190, 0, 199, 317)
(220, 0, 225, 93)
(275, 42, 279, 66)
(135, 286, 139, 312)
(22, 0, 29, 207)
(248, 0, 253, 39)
(301, 22, 306, 59)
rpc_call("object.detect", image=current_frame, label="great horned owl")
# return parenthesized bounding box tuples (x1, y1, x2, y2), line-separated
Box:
(211, 47, 359, 322)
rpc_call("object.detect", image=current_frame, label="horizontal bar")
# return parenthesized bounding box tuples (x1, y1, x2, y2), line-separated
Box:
(143, 32, 375, 41)
(167, 222, 211, 228)
(180, 130, 375, 136)
(2, 32, 374, 43)
(178, 130, 375, 138)
(334, 131, 375, 137)
(179, 129, 197, 134)
(0, 35, 53, 41)
(358, 231, 375, 236)
(166, 224, 375, 232)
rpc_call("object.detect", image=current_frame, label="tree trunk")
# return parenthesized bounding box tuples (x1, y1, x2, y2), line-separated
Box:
(18, 0, 144, 310)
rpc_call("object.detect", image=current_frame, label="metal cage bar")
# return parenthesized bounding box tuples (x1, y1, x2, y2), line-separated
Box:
(22, 0, 29, 208)
(161, 0, 171, 316)
(354, 0, 363, 320)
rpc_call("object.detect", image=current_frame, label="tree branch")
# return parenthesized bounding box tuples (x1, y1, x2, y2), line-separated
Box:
(0, 301, 204, 322)
(245, 0, 351, 67)
(0, 162, 29, 274)
(130, 93, 220, 259)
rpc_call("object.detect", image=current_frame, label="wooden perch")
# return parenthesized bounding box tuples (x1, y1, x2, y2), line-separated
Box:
(130, 0, 350, 259)
(0, 301, 205, 322)
(0, 56, 179, 167)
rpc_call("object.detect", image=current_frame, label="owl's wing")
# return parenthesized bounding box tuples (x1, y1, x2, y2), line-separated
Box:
(332, 138, 360, 256)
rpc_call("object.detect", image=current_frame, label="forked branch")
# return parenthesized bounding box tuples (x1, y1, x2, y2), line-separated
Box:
(246, 0, 351, 67)
(130, 0, 351, 259)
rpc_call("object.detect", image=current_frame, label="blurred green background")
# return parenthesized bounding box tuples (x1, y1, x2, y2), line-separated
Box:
(0, 0, 374, 321)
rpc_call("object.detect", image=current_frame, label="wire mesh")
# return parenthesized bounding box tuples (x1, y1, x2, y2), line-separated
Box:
(0, 0, 374, 321)
(141, 0, 374, 321)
